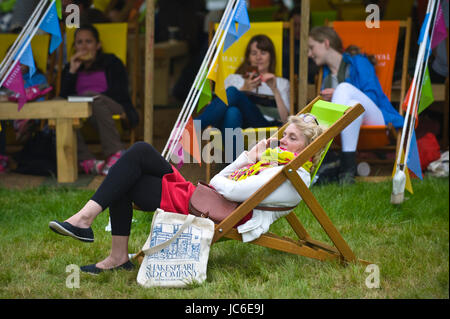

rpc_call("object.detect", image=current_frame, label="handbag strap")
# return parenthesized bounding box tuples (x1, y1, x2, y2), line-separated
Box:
(197, 181, 296, 212)
(142, 214, 196, 256)
(253, 205, 297, 211)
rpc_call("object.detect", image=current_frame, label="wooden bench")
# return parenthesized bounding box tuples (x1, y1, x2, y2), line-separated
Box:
(0, 99, 92, 183)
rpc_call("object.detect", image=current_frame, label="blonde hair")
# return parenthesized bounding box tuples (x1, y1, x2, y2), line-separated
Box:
(287, 115, 325, 174)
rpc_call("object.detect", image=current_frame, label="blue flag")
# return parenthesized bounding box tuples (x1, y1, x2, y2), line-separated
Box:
(14, 37, 36, 77)
(39, 1, 62, 53)
(407, 130, 423, 180)
(20, 42, 36, 78)
(223, 0, 250, 52)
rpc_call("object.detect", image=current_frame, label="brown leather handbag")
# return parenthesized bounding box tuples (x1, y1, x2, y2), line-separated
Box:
(188, 181, 296, 223)
(188, 181, 239, 223)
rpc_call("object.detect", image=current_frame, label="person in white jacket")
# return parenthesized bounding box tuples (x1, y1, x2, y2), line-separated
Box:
(210, 113, 324, 242)
(49, 114, 324, 274)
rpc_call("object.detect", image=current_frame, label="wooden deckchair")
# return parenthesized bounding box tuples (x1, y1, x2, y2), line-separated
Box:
(134, 96, 370, 265)
(210, 96, 370, 265)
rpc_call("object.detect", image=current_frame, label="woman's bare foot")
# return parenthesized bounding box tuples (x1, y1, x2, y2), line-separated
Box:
(65, 200, 103, 228)
(95, 255, 130, 270)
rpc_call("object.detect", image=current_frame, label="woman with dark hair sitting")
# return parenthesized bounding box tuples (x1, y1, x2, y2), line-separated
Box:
(60, 24, 139, 176)
(196, 34, 291, 161)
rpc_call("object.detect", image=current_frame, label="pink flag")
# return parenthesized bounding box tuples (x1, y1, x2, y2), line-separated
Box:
(3, 62, 27, 110)
(431, 3, 448, 49)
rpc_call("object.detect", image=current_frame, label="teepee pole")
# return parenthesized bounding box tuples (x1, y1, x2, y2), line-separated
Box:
(0, 0, 55, 88)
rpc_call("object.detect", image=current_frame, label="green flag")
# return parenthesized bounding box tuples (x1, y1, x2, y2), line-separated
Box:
(55, 0, 62, 19)
(418, 66, 434, 114)
(197, 78, 212, 112)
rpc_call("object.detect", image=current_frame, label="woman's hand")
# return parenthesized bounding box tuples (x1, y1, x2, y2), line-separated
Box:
(241, 72, 261, 91)
(260, 73, 289, 122)
(247, 137, 278, 162)
(69, 51, 87, 74)
(320, 88, 335, 101)
(260, 73, 277, 91)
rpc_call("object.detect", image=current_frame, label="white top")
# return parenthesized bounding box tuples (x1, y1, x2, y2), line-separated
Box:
(210, 151, 311, 242)
(225, 74, 291, 120)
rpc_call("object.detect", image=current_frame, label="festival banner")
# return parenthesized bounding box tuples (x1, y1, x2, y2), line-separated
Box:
(3, 61, 27, 110)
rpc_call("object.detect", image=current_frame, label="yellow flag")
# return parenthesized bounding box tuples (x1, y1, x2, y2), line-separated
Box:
(207, 58, 229, 105)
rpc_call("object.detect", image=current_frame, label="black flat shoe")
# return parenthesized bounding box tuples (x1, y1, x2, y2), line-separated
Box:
(49, 220, 94, 243)
(80, 260, 135, 275)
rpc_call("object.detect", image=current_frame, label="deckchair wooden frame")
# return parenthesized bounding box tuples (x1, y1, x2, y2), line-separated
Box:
(211, 96, 370, 265)
(134, 96, 370, 266)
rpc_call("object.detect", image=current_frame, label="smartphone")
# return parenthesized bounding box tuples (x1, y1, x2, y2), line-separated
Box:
(244, 66, 259, 79)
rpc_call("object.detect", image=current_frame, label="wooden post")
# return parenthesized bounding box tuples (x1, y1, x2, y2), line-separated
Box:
(298, 0, 310, 110)
(144, 0, 155, 144)
(55, 118, 77, 183)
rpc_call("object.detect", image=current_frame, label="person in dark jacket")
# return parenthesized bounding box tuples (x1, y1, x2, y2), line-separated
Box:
(60, 24, 138, 176)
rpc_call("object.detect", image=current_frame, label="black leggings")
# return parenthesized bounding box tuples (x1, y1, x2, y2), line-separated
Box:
(91, 142, 173, 236)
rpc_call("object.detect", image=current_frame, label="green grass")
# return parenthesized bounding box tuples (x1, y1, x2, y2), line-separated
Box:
(0, 177, 448, 299)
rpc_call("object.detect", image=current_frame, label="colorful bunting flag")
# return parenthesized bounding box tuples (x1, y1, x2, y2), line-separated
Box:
(402, 66, 434, 125)
(3, 62, 27, 110)
(180, 116, 201, 166)
(56, 0, 62, 19)
(418, 67, 434, 114)
(18, 41, 36, 78)
(197, 78, 212, 112)
(431, 2, 448, 49)
(39, 1, 62, 53)
(169, 117, 202, 168)
(223, 0, 250, 53)
(407, 130, 423, 180)
(173, 142, 185, 170)
(207, 58, 230, 105)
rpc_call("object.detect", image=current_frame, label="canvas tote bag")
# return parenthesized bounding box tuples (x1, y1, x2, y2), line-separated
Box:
(137, 209, 215, 288)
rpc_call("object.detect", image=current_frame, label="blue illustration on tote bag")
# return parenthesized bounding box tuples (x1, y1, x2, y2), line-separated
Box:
(148, 222, 202, 261)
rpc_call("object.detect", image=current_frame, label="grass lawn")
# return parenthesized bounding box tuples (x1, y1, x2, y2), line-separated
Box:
(0, 177, 448, 299)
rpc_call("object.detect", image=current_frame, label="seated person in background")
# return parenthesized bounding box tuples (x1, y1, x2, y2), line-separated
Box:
(196, 34, 290, 161)
(308, 26, 403, 183)
(60, 24, 139, 176)
(49, 114, 324, 274)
